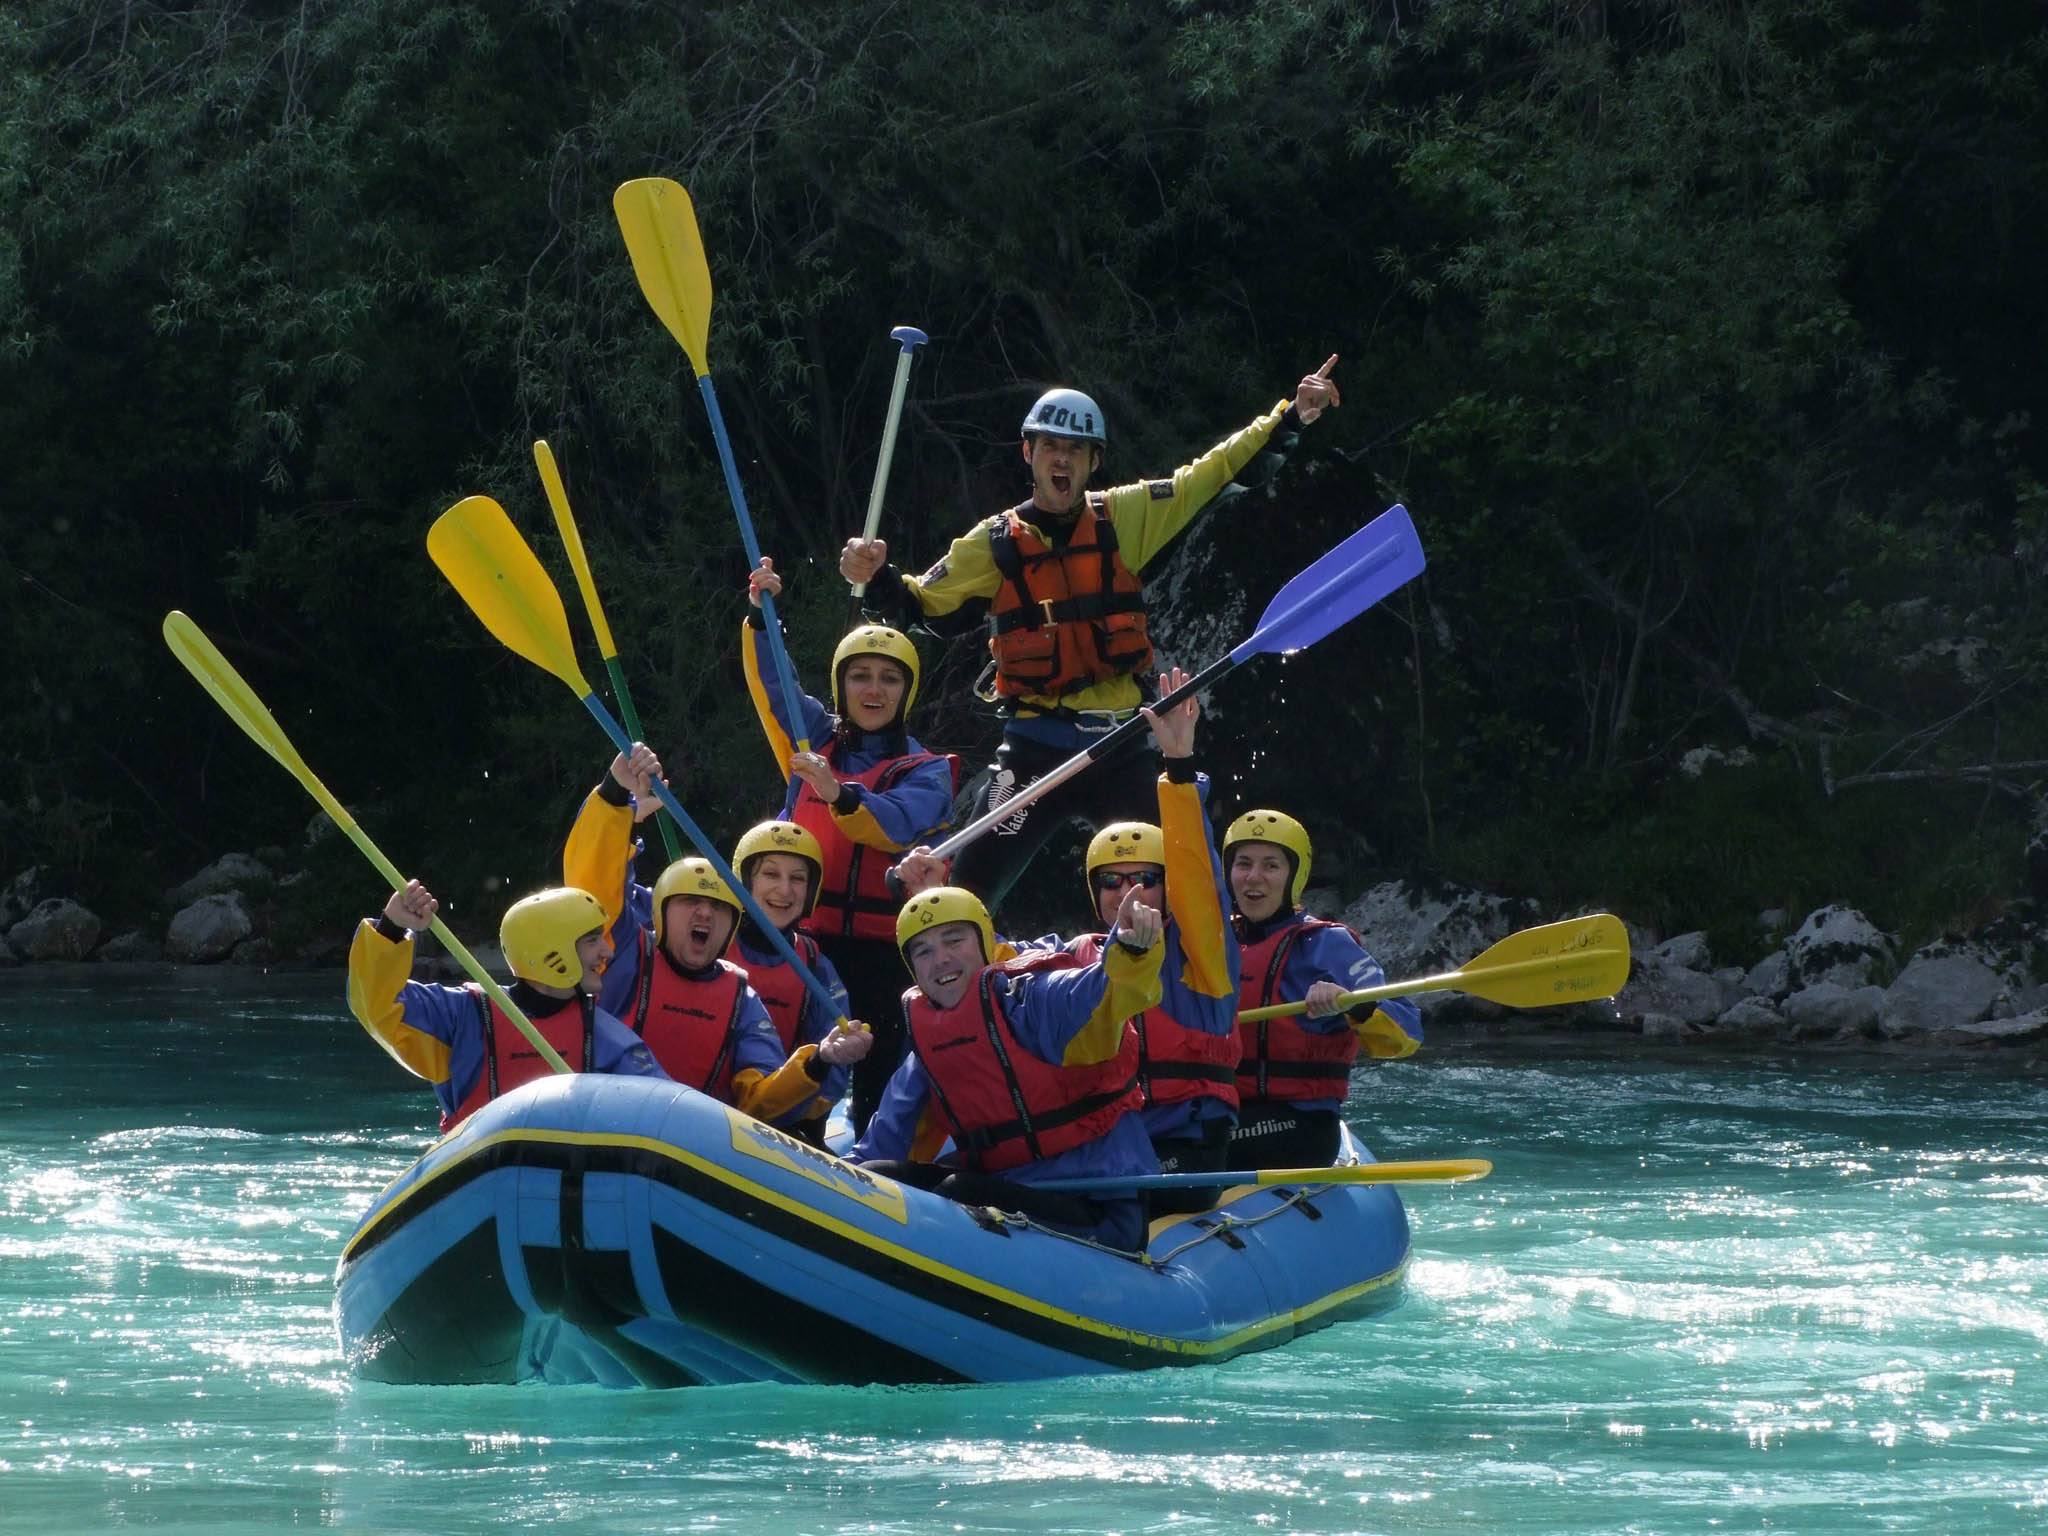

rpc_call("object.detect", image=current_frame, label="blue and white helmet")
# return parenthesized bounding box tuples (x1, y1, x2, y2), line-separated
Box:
(1020, 388, 1107, 446)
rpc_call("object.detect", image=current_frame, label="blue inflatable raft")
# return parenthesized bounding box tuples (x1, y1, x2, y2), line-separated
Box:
(334, 1074, 1411, 1386)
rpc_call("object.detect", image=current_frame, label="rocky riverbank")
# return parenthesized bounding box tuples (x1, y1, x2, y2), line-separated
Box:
(9, 836, 2046, 1068)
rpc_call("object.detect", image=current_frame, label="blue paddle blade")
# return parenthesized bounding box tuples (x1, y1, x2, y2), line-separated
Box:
(889, 325, 929, 351)
(1231, 504, 1424, 663)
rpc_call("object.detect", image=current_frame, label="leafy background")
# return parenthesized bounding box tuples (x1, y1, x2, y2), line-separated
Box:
(3, 0, 2041, 959)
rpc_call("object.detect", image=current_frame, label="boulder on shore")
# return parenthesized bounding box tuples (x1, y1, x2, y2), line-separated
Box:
(165, 892, 253, 963)
(8, 897, 102, 961)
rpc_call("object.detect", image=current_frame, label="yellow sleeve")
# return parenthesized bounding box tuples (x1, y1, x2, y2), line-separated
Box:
(563, 787, 635, 932)
(1353, 1009, 1421, 1060)
(740, 620, 796, 783)
(731, 1045, 826, 1123)
(1104, 398, 1291, 570)
(1158, 776, 1232, 999)
(895, 516, 1006, 619)
(910, 1105, 950, 1162)
(1061, 936, 1166, 1067)
(345, 920, 453, 1083)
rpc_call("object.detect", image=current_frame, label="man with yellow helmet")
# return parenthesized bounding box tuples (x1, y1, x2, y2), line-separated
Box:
(834, 360, 1343, 912)
(562, 748, 869, 1122)
(345, 877, 668, 1134)
(744, 557, 958, 1135)
(850, 880, 1166, 1251)
(1223, 809, 1422, 1169)
(1013, 667, 1241, 1214)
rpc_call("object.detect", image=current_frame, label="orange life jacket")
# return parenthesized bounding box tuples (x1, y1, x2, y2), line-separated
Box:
(443, 986, 593, 1134)
(986, 501, 1151, 699)
(626, 928, 748, 1099)
(906, 955, 1141, 1173)
(1234, 917, 1360, 1102)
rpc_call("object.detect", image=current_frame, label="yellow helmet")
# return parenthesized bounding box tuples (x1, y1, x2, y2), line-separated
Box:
(500, 887, 609, 987)
(732, 819, 824, 921)
(894, 886, 995, 970)
(832, 625, 921, 721)
(1223, 809, 1314, 909)
(650, 857, 743, 949)
(1084, 821, 1164, 907)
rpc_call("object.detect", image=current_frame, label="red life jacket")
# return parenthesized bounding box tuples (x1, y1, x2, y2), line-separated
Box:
(1234, 916, 1360, 1102)
(1068, 932, 1239, 1113)
(906, 955, 1141, 1173)
(792, 745, 962, 943)
(443, 986, 593, 1134)
(726, 927, 822, 1052)
(986, 500, 1151, 700)
(627, 927, 747, 1100)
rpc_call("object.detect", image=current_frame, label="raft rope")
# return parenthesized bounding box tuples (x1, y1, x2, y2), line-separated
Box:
(977, 1185, 1325, 1268)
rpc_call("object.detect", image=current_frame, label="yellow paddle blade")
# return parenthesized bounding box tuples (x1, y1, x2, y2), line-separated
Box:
(427, 496, 593, 698)
(1254, 1158, 1492, 1188)
(1450, 913, 1631, 1008)
(614, 176, 713, 376)
(162, 612, 313, 781)
(533, 440, 619, 660)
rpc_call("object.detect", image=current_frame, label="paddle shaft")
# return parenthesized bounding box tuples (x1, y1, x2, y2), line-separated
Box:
(536, 441, 684, 862)
(576, 693, 849, 1029)
(1036, 1157, 1493, 1194)
(848, 327, 926, 620)
(1237, 948, 1627, 1023)
(694, 375, 811, 758)
(927, 652, 1232, 863)
(161, 616, 571, 1075)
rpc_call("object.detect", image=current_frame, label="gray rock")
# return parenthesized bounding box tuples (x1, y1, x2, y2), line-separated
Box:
(1639, 1011, 1697, 1043)
(167, 852, 276, 907)
(1937, 1009, 2048, 1046)
(1879, 953, 2005, 1038)
(8, 897, 103, 961)
(1742, 949, 1793, 1000)
(1340, 879, 1540, 979)
(1655, 931, 1713, 971)
(1758, 908, 1789, 936)
(98, 930, 162, 963)
(1299, 885, 1345, 921)
(1, 866, 45, 928)
(228, 936, 277, 967)
(1713, 997, 1785, 1038)
(306, 811, 338, 847)
(0, 932, 18, 966)
(1785, 906, 1894, 989)
(1617, 953, 1728, 1027)
(1781, 982, 1886, 1040)
(165, 892, 253, 963)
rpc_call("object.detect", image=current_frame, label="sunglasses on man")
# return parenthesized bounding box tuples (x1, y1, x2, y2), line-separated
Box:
(1093, 869, 1163, 891)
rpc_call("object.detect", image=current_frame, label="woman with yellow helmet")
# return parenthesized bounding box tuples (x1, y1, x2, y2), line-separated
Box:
(1222, 809, 1422, 1169)
(744, 556, 959, 1136)
(344, 877, 668, 1133)
(561, 746, 870, 1123)
(724, 818, 869, 1147)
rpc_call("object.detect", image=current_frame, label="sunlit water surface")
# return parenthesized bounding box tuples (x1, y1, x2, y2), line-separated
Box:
(2, 968, 2043, 1534)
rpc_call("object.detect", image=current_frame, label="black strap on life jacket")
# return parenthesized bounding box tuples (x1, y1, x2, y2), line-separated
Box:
(987, 506, 1148, 635)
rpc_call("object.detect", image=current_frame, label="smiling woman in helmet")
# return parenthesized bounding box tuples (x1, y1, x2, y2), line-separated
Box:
(561, 748, 870, 1123)
(724, 818, 869, 1147)
(1223, 810, 1422, 1170)
(344, 878, 669, 1134)
(849, 880, 1166, 1252)
(833, 357, 1343, 914)
(742, 558, 959, 1137)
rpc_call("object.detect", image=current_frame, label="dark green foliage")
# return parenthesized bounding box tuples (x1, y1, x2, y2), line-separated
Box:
(1, 0, 2041, 952)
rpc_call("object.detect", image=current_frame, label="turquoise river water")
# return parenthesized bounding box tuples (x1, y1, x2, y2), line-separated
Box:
(1, 967, 2043, 1534)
